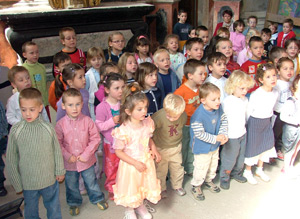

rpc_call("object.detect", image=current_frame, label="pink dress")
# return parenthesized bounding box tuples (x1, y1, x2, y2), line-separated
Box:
(112, 117, 161, 208)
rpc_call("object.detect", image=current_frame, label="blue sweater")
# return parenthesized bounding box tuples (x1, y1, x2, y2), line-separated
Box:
(157, 69, 181, 100)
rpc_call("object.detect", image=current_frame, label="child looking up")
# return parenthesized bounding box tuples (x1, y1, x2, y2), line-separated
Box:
(55, 88, 108, 216)
(106, 32, 126, 63)
(285, 38, 300, 77)
(164, 34, 186, 71)
(261, 28, 273, 59)
(118, 52, 138, 84)
(230, 19, 246, 61)
(6, 88, 65, 219)
(277, 19, 296, 48)
(243, 16, 258, 36)
(133, 35, 153, 64)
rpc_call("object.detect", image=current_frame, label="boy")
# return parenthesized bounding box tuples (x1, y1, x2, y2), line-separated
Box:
(190, 82, 228, 201)
(196, 26, 209, 49)
(48, 52, 72, 111)
(55, 88, 107, 216)
(205, 52, 228, 102)
(0, 101, 8, 196)
(269, 46, 288, 68)
(269, 21, 278, 46)
(277, 18, 296, 48)
(6, 66, 49, 125)
(6, 88, 65, 218)
(243, 16, 258, 36)
(22, 41, 50, 120)
(152, 94, 187, 198)
(174, 59, 205, 176)
(154, 48, 181, 100)
(188, 26, 197, 39)
(241, 36, 266, 94)
(173, 9, 191, 41)
(261, 28, 273, 59)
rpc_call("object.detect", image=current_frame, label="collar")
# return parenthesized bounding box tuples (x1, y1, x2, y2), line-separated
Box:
(65, 113, 84, 122)
(143, 87, 158, 93)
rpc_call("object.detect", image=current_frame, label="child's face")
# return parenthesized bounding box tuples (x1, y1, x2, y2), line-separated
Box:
(68, 69, 86, 89)
(57, 59, 72, 73)
(178, 13, 187, 24)
(201, 91, 221, 111)
(62, 96, 83, 120)
(166, 112, 181, 122)
(109, 34, 125, 52)
(208, 60, 226, 78)
(268, 25, 276, 34)
(248, 18, 257, 29)
(144, 70, 158, 89)
(105, 80, 125, 101)
(278, 61, 294, 82)
(283, 23, 293, 34)
(155, 51, 171, 74)
(216, 41, 233, 58)
(233, 84, 249, 98)
(127, 100, 148, 123)
(259, 69, 277, 90)
(249, 41, 264, 60)
(236, 25, 244, 33)
(261, 33, 271, 44)
(20, 98, 43, 122)
(23, 45, 39, 64)
(126, 56, 138, 73)
(12, 71, 32, 91)
(223, 14, 231, 24)
(90, 56, 103, 70)
(189, 29, 196, 38)
(167, 37, 179, 54)
(137, 44, 149, 56)
(187, 43, 204, 60)
(198, 30, 209, 45)
(189, 66, 206, 85)
(286, 42, 299, 59)
(61, 31, 76, 50)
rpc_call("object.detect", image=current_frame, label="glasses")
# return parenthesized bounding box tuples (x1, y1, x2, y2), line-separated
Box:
(112, 40, 125, 44)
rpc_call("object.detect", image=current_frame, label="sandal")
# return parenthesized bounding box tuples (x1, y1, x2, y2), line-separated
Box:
(97, 200, 108, 210)
(69, 206, 80, 216)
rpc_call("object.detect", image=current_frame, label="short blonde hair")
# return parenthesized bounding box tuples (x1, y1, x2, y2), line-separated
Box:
(153, 48, 169, 63)
(19, 88, 43, 105)
(86, 47, 105, 68)
(224, 70, 254, 95)
(7, 66, 29, 83)
(163, 94, 185, 116)
(200, 82, 220, 99)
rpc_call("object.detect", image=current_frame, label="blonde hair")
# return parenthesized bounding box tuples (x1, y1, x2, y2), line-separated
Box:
(118, 52, 136, 81)
(8, 66, 29, 83)
(59, 27, 75, 40)
(224, 70, 254, 95)
(19, 88, 43, 105)
(163, 34, 179, 51)
(107, 32, 125, 63)
(153, 48, 169, 63)
(163, 94, 185, 116)
(246, 29, 260, 44)
(200, 82, 220, 99)
(86, 47, 105, 68)
(215, 38, 232, 50)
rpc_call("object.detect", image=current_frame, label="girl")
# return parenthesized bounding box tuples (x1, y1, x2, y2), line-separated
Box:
(85, 47, 105, 120)
(243, 63, 278, 185)
(284, 38, 300, 79)
(106, 32, 126, 63)
(133, 35, 153, 64)
(281, 74, 300, 177)
(95, 73, 125, 200)
(118, 52, 137, 84)
(112, 83, 161, 219)
(230, 19, 246, 62)
(220, 70, 254, 190)
(136, 62, 162, 116)
(164, 34, 186, 72)
(56, 63, 90, 122)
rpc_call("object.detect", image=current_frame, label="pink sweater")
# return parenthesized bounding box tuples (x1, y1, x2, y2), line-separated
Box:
(230, 32, 246, 55)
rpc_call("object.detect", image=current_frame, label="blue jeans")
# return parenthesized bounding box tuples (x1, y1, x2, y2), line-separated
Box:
(65, 165, 105, 206)
(23, 181, 62, 219)
(0, 137, 7, 188)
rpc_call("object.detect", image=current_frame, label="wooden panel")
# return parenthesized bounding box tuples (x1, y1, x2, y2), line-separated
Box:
(266, 12, 300, 27)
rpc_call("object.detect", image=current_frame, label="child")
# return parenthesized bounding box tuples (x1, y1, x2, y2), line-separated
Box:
(106, 32, 126, 63)
(164, 34, 186, 71)
(118, 52, 137, 84)
(174, 59, 205, 176)
(188, 26, 197, 39)
(95, 73, 125, 200)
(56, 63, 90, 122)
(152, 94, 187, 198)
(243, 16, 258, 36)
(154, 48, 181, 100)
(277, 19, 296, 48)
(136, 62, 162, 116)
(202, 36, 222, 62)
(205, 52, 228, 102)
(0, 101, 8, 196)
(85, 47, 105, 120)
(55, 88, 108, 216)
(173, 9, 191, 41)
(269, 46, 288, 68)
(217, 27, 230, 39)
(213, 10, 233, 36)
(241, 36, 266, 94)
(22, 41, 50, 120)
(285, 38, 300, 77)
(230, 19, 246, 61)
(190, 82, 228, 201)
(220, 70, 254, 190)
(196, 26, 209, 49)
(268, 22, 278, 46)
(273, 57, 294, 161)
(6, 88, 65, 218)
(133, 35, 153, 64)
(261, 28, 273, 59)
(112, 83, 161, 219)
(6, 66, 49, 125)
(48, 52, 72, 111)
(243, 63, 278, 184)
(281, 74, 300, 177)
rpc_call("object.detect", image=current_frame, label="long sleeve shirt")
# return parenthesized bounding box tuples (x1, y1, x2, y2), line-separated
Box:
(0, 101, 8, 138)
(280, 97, 300, 126)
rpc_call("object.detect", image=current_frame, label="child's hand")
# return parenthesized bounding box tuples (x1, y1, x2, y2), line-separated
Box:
(77, 156, 87, 163)
(113, 115, 120, 124)
(216, 134, 225, 142)
(151, 149, 161, 163)
(56, 175, 65, 183)
(134, 161, 147, 172)
(68, 155, 77, 163)
(220, 136, 229, 145)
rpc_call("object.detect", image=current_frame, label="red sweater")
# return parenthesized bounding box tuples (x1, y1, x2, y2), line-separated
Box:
(277, 31, 296, 48)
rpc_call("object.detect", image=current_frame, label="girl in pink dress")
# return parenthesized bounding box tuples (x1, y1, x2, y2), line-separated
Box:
(112, 83, 161, 219)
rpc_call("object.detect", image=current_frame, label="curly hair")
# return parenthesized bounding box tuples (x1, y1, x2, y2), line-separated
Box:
(225, 70, 254, 95)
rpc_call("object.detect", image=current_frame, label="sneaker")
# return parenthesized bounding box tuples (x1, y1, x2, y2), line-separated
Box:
(255, 169, 270, 182)
(174, 188, 186, 196)
(231, 174, 247, 183)
(109, 192, 114, 200)
(97, 201, 108, 210)
(277, 150, 284, 161)
(161, 190, 168, 199)
(204, 181, 221, 193)
(220, 180, 230, 190)
(124, 209, 137, 219)
(269, 158, 276, 165)
(191, 186, 205, 201)
(80, 189, 87, 195)
(135, 204, 152, 219)
(243, 170, 257, 185)
(0, 187, 7, 197)
(69, 206, 80, 216)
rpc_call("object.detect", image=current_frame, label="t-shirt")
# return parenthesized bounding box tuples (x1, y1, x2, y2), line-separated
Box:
(159, 72, 172, 96)
(173, 22, 191, 41)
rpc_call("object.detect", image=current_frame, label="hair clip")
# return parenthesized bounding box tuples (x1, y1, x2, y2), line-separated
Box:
(138, 35, 146, 40)
(131, 86, 137, 92)
(70, 67, 75, 73)
(262, 66, 266, 71)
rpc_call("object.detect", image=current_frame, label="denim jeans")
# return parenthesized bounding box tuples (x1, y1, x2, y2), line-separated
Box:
(0, 136, 7, 188)
(23, 181, 62, 219)
(65, 165, 105, 206)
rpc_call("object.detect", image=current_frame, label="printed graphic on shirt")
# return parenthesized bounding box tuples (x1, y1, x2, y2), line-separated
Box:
(212, 119, 216, 124)
(168, 124, 179, 137)
(249, 65, 255, 73)
(188, 96, 200, 109)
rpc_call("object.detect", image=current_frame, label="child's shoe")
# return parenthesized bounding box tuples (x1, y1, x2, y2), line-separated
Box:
(243, 170, 257, 185)
(69, 206, 80, 216)
(231, 174, 247, 183)
(276, 150, 284, 161)
(0, 187, 7, 197)
(97, 200, 108, 210)
(255, 168, 270, 182)
(191, 186, 205, 201)
(124, 208, 137, 219)
(220, 180, 230, 190)
(174, 188, 186, 196)
(204, 181, 221, 193)
(109, 192, 114, 200)
(135, 204, 152, 219)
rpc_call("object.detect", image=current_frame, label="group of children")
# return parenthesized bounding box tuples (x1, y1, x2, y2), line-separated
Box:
(0, 10, 300, 219)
